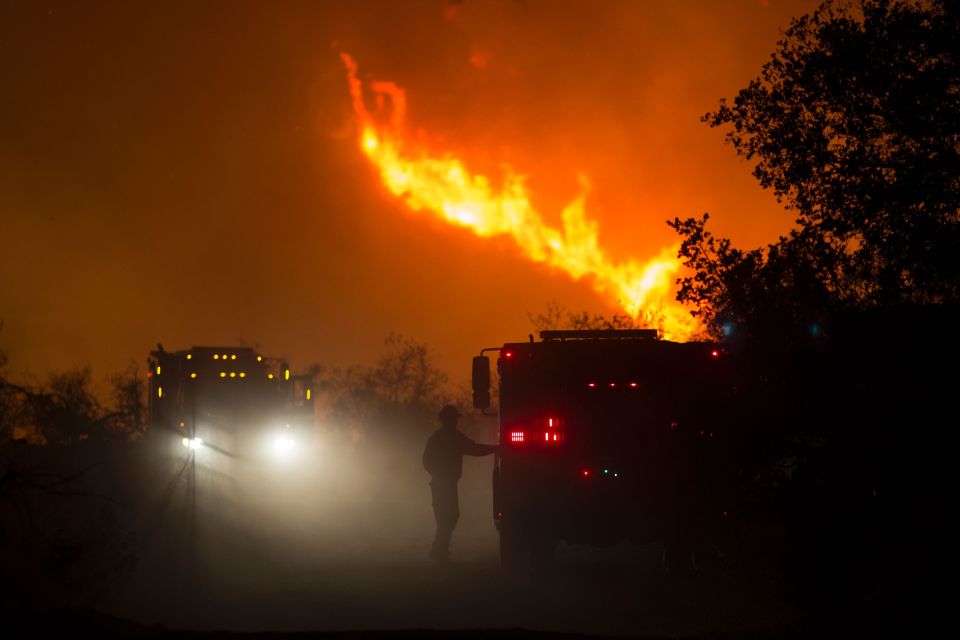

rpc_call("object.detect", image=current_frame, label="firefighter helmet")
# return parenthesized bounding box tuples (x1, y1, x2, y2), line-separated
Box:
(438, 404, 462, 423)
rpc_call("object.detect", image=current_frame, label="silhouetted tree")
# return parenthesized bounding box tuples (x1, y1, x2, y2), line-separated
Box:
(529, 301, 646, 333)
(671, 0, 960, 335)
(106, 363, 147, 439)
(0, 360, 147, 445)
(374, 333, 449, 410)
(0, 333, 17, 443)
(316, 333, 454, 443)
(668, 215, 840, 340)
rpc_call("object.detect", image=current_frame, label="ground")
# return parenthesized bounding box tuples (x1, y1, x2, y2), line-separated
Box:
(0, 435, 848, 637)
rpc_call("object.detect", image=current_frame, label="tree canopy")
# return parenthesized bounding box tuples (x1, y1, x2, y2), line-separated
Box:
(315, 333, 455, 443)
(671, 0, 960, 336)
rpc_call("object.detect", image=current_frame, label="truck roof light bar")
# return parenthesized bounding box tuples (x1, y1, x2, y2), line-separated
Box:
(539, 329, 659, 341)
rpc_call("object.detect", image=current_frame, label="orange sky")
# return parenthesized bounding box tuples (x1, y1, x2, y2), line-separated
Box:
(0, 0, 818, 387)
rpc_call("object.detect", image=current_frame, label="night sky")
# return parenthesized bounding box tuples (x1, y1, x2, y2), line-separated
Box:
(1, 0, 817, 383)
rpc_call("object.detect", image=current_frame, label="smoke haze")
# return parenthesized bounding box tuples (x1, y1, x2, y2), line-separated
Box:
(1, 0, 816, 382)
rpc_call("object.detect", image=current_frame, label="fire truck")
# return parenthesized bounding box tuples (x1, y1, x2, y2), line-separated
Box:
(472, 329, 737, 571)
(147, 345, 314, 464)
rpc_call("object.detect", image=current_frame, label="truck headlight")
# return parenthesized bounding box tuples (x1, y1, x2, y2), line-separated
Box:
(181, 437, 204, 450)
(270, 434, 296, 458)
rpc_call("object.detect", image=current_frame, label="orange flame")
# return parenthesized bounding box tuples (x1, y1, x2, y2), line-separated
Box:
(341, 53, 696, 340)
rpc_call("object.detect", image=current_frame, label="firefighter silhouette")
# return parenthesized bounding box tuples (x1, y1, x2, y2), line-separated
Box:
(422, 404, 497, 563)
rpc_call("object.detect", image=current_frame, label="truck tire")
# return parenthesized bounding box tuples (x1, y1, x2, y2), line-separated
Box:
(529, 532, 558, 574)
(499, 522, 527, 572)
(500, 522, 558, 574)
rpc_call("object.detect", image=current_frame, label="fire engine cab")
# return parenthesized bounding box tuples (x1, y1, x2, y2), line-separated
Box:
(472, 329, 736, 571)
(147, 345, 314, 464)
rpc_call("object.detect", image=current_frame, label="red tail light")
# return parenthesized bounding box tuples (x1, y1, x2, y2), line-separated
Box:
(533, 416, 562, 429)
(506, 416, 565, 447)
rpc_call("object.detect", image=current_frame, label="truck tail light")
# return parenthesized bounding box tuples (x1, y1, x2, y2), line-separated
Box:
(533, 416, 563, 429)
(506, 417, 565, 447)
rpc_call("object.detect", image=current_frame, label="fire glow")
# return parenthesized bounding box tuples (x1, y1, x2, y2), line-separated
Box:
(341, 54, 695, 339)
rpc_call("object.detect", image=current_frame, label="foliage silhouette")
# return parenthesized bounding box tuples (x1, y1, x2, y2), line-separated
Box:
(314, 333, 456, 444)
(671, 0, 960, 337)
(529, 301, 650, 333)
(0, 359, 146, 445)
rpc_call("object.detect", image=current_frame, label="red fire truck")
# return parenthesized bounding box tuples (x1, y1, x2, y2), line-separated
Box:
(472, 329, 737, 571)
(147, 345, 314, 464)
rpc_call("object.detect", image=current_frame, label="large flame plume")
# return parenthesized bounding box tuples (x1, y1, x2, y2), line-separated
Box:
(341, 53, 696, 340)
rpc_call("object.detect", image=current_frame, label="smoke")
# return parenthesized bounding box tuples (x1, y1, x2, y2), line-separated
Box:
(4, 413, 799, 635)
(95, 422, 501, 630)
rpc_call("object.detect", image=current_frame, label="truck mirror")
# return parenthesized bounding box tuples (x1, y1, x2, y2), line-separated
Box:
(472, 356, 490, 410)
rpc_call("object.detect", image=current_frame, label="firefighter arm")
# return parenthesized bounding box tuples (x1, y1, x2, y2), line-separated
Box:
(461, 437, 497, 457)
